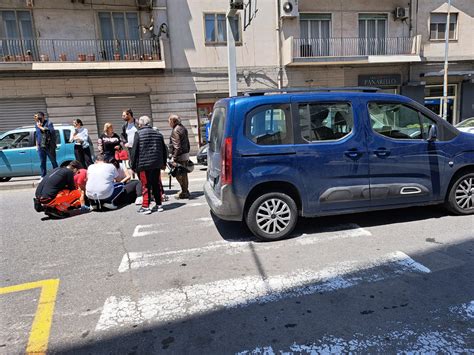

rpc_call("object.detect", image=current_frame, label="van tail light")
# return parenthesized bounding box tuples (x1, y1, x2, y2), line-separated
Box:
(221, 137, 232, 185)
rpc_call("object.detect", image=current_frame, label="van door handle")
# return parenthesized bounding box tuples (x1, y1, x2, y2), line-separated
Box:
(374, 148, 390, 157)
(344, 149, 363, 160)
(19, 151, 26, 154)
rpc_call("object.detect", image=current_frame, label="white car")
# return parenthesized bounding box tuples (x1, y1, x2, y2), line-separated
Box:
(455, 117, 474, 134)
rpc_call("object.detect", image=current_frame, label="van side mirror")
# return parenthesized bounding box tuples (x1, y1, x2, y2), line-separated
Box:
(427, 125, 438, 142)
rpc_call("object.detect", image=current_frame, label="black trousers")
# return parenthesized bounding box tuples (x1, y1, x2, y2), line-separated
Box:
(74, 145, 93, 168)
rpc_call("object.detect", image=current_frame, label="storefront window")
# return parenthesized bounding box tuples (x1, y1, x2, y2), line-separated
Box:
(424, 84, 457, 124)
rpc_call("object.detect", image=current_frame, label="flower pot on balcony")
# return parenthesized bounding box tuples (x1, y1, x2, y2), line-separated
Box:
(59, 54, 67, 61)
(15, 55, 25, 61)
(87, 54, 96, 61)
(151, 53, 160, 60)
(132, 53, 139, 61)
(77, 54, 87, 62)
(143, 53, 151, 61)
(114, 53, 121, 61)
(25, 54, 33, 61)
(40, 54, 50, 62)
(123, 54, 130, 60)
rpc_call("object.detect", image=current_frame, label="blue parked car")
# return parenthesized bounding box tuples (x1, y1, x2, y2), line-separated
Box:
(0, 124, 76, 181)
(204, 88, 474, 241)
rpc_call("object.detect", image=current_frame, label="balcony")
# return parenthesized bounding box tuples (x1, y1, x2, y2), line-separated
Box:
(0, 38, 165, 70)
(283, 36, 422, 66)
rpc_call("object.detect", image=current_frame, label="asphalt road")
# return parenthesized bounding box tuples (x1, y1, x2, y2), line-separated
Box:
(1, 167, 473, 354)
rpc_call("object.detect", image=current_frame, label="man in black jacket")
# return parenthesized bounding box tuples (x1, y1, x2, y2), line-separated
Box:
(130, 116, 167, 214)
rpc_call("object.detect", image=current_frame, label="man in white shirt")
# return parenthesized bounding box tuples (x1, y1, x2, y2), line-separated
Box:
(86, 154, 124, 210)
(121, 109, 137, 149)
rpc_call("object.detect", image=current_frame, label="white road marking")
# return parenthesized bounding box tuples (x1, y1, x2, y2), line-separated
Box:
(98, 251, 429, 330)
(118, 224, 372, 272)
(188, 177, 207, 182)
(132, 224, 164, 238)
(449, 300, 474, 320)
(237, 328, 472, 354)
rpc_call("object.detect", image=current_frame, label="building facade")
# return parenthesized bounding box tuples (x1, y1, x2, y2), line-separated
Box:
(0, 0, 472, 151)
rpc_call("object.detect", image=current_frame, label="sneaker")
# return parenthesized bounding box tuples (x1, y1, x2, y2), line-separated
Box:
(175, 192, 191, 200)
(151, 204, 164, 212)
(135, 196, 143, 205)
(163, 194, 169, 201)
(137, 207, 152, 215)
(103, 203, 117, 210)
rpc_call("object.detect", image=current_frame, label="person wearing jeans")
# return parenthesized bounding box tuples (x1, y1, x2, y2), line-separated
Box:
(34, 112, 58, 178)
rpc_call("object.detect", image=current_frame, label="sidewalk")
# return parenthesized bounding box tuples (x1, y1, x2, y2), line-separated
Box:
(0, 157, 203, 191)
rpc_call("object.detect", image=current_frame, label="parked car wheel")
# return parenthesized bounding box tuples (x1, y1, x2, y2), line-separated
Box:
(246, 192, 298, 241)
(446, 172, 474, 215)
(0, 177, 12, 182)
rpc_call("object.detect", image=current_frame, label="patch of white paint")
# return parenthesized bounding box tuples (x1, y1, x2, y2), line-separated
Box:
(132, 224, 164, 238)
(118, 224, 372, 272)
(238, 328, 472, 354)
(449, 300, 474, 320)
(98, 251, 429, 330)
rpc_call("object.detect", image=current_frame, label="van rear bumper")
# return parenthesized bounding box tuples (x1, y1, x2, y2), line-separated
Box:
(204, 181, 243, 221)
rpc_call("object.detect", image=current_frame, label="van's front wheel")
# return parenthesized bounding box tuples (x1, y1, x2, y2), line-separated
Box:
(246, 192, 297, 241)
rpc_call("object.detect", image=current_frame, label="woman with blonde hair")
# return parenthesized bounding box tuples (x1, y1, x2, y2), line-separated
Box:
(97, 122, 121, 161)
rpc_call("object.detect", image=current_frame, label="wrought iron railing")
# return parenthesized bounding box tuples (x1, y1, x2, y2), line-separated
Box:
(293, 37, 419, 58)
(0, 38, 162, 62)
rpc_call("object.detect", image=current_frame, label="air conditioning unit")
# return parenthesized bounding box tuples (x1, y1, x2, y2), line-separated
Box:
(136, 0, 152, 10)
(394, 7, 409, 20)
(281, 0, 299, 18)
(230, 0, 244, 10)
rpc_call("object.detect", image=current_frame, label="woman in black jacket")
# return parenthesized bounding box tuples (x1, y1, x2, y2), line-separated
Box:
(97, 122, 121, 161)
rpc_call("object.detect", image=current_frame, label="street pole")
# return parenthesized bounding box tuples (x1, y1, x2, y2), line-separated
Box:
(227, 12, 238, 97)
(442, 0, 451, 121)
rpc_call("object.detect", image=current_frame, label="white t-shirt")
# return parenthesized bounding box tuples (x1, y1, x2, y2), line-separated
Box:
(126, 123, 137, 148)
(86, 163, 118, 200)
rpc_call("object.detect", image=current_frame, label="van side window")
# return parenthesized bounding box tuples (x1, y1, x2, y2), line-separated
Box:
(246, 106, 291, 145)
(299, 102, 353, 142)
(209, 107, 226, 152)
(368, 102, 437, 140)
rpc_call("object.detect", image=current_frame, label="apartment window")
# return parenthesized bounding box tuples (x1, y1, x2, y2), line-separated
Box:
(204, 13, 240, 45)
(98, 12, 140, 41)
(430, 13, 458, 40)
(299, 14, 331, 56)
(0, 11, 35, 59)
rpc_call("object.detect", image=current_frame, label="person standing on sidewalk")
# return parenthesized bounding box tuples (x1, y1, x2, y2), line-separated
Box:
(130, 115, 167, 215)
(120, 108, 137, 170)
(168, 114, 191, 199)
(34, 111, 58, 179)
(70, 119, 93, 168)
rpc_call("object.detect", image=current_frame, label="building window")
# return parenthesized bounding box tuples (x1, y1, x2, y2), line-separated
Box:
(0, 11, 35, 59)
(204, 13, 240, 45)
(359, 14, 387, 55)
(98, 12, 141, 60)
(430, 13, 458, 40)
(299, 14, 331, 56)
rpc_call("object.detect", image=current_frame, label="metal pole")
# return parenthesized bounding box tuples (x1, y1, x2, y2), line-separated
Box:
(442, 0, 451, 121)
(227, 13, 238, 97)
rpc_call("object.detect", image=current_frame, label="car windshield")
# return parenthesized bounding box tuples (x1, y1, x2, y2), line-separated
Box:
(456, 118, 474, 128)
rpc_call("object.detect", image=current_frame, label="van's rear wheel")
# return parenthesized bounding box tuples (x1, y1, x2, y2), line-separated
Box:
(0, 177, 12, 182)
(446, 173, 474, 215)
(246, 192, 297, 241)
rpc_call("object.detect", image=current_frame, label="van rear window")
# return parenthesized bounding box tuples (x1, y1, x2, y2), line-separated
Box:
(209, 107, 226, 152)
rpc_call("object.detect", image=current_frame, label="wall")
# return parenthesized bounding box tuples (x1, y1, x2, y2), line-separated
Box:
(416, 0, 474, 60)
(167, 0, 279, 69)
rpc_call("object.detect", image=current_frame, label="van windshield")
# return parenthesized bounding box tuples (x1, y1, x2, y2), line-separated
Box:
(209, 106, 226, 152)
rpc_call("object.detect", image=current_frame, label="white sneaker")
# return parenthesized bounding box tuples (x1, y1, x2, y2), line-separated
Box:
(135, 196, 143, 205)
(103, 203, 117, 210)
(152, 204, 164, 212)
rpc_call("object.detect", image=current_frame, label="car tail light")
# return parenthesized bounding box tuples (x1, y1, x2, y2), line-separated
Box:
(221, 137, 232, 185)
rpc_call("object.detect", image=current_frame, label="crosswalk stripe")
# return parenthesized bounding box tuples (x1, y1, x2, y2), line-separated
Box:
(132, 224, 164, 238)
(97, 251, 429, 331)
(118, 223, 372, 272)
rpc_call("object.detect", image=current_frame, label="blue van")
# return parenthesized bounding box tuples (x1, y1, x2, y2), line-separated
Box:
(0, 124, 76, 181)
(204, 88, 474, 241)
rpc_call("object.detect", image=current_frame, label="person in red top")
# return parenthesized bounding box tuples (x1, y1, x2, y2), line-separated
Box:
(73, 164, 89, 209)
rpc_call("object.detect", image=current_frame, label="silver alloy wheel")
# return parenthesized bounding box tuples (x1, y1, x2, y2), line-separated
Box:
(455, 177, 474, 210)
(256, 198, 291, 235)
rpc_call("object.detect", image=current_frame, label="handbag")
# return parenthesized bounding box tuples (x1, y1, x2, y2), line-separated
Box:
(115, 149, 129, 161)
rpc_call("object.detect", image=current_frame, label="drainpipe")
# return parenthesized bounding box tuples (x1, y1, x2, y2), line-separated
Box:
(276, 0, 283, 89)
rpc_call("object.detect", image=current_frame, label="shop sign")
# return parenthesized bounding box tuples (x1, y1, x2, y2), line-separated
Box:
(358, 74, 401, 87)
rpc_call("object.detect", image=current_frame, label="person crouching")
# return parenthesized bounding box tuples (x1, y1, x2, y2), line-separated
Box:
(34, 160, 83, 218)
(86, 154, 124, 210)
